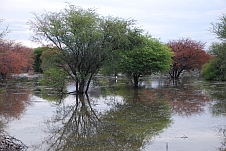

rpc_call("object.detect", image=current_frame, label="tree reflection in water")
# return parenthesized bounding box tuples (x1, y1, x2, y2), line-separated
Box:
(217, 125, 226, 151)
(202, 81, 226, 116)
(0, 83, 32, 127)
(202, 81, 226, 151)
(142, 78, 212, 116)
(35, 76, 226, 150)
(41, 94, 100, 151)
(100, 93, 171, 151)
(1, 75, 225, 150)
(41, 89, 171, 151)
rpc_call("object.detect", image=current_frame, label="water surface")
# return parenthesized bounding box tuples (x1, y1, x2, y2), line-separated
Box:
(0, 75, 225, 151)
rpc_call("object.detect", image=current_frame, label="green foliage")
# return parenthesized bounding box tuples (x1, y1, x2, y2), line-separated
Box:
(118, 35, 173, 86)
(99, 51, 121, 75)
(33, 47, 45, 73)
(100, 29, 143, 76)
(202, 59, 219, 80)
(202, 42, 226, 81)
(40, 68, 68, 93)
(211, 13, 226, 40)
(38, 47, 69, 93)
(29, 4, 142, 93)
(209, 42, 226, 60)
(203, 13, 226, 81)
(40, 47, 64, 71)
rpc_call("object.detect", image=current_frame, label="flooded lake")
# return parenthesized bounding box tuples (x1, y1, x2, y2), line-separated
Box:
(0, 75, 225, 151)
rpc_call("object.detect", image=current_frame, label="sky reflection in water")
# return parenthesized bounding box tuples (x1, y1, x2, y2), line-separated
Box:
(0, 76, 225, 151)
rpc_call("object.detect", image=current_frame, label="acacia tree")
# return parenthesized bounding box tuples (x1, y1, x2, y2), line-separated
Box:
(211, 13, 226, 41)
(118, 35, 173, 87)
(29, 4, 142, 93)
(202, 42, 226, 80)
(39, 47, 68, 93)
(0, 40, 33, 80)
(167, 38, 212, 79)
(0, 19, 8, 39)
(202, 13, 226, 81)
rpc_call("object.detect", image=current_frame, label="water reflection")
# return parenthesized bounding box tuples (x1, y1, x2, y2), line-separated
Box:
(212, 125, 226, 151)
(100, 97, 171, 150)
(0, 79, 32, 126)
(34, 87, 67, 104)
(202, 81, 226, 116)
(202, 81, 226, 151)
(38, 88, 171, 151)
(99, 77, 212, 117)
(2, 76, 226, 151)
(150, 78, 211, 116)
(39, 94, 100, 151)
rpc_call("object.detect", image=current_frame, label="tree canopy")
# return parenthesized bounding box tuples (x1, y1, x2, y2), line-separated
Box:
(202, 13, 226, 81)
(211, 13, 226, 41)
(29, 4, 142, 93)
(0, 40, 33, 80)
(118, 35, 173, 87)
(202, 42, 226, 80)
(0, 19, 8, 39)
(167, 38, 212, 79)
(33, 47, 45, 73)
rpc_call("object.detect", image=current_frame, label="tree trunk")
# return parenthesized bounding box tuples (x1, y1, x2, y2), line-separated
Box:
(133, 75, 139, 88)
(0, 73, 7, 83)
(176, 70, 182, 79)
(78, 79, 85, 93)
(85, 74, 93, 93)
(169, 68, 183, 79)
(76, 78, 79, 92)
(133, 88, 139, 103)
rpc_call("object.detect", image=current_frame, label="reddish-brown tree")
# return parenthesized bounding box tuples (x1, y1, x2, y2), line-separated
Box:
(167, 38, 212, 79)
(0, 40, 33, 80)
(0, 88, 31, 120)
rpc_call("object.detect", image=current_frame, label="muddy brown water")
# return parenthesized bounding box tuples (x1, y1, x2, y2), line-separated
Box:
(0, 75, 225, 151)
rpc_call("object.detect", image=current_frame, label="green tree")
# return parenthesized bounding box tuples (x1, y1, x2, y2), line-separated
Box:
(202, 13, 226, 81)
(39, 47, 69, 93)
(211, 13, 226, 41)
(29, 4, 141, 93)
(0, 19, 8, 39)
(201, 59, 218, 80)
(202, 43, 226, 80)
(100, 28, 144, 76)
(40, 68, 68, 93)
(118, 35, 173, 87)
(33, 47, 45, 73)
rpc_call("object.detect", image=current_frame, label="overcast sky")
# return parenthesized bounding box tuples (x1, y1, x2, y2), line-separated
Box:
(0, 0, 226, 49)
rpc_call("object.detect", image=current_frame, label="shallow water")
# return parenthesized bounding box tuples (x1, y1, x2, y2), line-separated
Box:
(0, 75, 226, 151)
